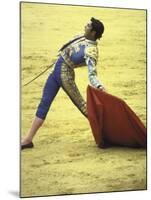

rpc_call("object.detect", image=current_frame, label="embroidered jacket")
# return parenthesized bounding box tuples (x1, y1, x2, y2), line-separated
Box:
(59, 35, 103, 88)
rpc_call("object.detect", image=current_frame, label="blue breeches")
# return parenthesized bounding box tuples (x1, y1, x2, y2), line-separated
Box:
(36, 56, 87, 119)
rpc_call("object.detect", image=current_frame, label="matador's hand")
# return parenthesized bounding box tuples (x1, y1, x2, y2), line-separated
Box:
(98, 86, 107, 92)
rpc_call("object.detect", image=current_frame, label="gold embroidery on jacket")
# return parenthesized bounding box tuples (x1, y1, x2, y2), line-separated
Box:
(85, 46, 98, 63)
(60, 39, 86, 68)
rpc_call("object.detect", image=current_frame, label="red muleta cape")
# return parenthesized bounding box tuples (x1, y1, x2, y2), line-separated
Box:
(87, 85, 147, 148)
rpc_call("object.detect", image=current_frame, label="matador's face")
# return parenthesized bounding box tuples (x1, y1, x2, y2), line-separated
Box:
(84, 21, 96, 40)
(84, 21, 92, 35)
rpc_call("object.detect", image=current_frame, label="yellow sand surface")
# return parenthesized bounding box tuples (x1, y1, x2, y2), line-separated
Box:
(21, 3, 146, 197)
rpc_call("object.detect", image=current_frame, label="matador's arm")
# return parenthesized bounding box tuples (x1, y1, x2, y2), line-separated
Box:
(85, 46, 104, 89)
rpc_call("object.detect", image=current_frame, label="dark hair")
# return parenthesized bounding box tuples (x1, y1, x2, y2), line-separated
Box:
(91, 17, 104, 40)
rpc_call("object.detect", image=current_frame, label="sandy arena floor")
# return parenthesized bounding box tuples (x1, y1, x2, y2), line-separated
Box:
(21, 3, 147, 197)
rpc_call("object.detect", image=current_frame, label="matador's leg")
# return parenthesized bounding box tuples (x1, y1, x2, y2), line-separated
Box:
(60, 63, 87, 118)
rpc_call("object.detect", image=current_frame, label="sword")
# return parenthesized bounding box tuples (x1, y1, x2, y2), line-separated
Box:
(22, 62, 55, 87)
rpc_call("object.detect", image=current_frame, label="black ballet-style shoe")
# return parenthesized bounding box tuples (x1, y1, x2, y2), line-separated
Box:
(21, 142, 34, 150)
